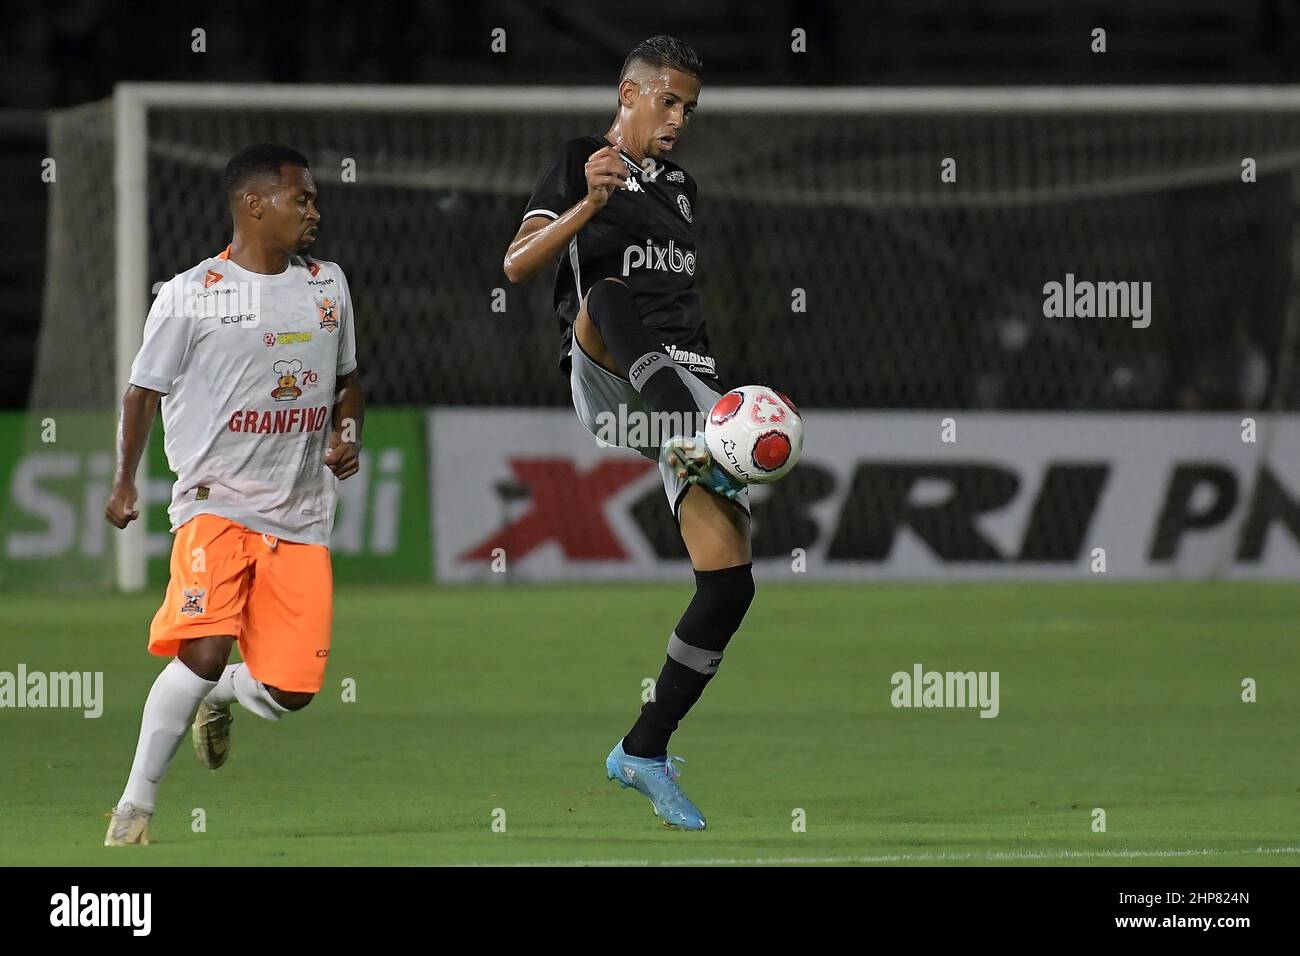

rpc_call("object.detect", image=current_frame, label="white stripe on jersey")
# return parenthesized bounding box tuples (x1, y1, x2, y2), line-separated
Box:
(568, 235, 584, 298)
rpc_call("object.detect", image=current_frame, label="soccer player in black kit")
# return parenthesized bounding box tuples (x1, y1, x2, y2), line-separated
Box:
(504, 36, 752, 830)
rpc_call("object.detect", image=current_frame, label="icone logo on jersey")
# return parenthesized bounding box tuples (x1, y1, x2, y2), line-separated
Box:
(621, 238, 695, 277)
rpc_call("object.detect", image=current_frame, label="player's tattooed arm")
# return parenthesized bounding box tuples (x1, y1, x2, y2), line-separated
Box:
(502, 146, 628, 283)
(105, 384, 163, 528)
(325, 371, 364, 481)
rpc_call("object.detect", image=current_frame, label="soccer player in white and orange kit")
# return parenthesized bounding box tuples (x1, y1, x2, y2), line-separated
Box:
(102, 144, 364, 846)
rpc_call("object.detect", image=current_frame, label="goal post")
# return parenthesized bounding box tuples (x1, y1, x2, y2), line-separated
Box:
(113, 85, 149, 592)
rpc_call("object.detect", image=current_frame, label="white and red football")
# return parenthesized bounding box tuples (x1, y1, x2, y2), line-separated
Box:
(704, 386, 803, 484)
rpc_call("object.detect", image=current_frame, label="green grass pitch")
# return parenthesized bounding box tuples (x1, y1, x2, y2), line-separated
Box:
(1, 581, 1296, 866)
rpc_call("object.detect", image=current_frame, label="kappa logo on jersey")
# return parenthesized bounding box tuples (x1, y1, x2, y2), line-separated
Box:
(180, 587, 206, 617)
(203, 270, 223, 288)
(315, 296, 339, 332)
(621, 238, 695, 277)
(271, 359, 305, 402)
(619, 154, 656, 189)
(677, 194, 692, 223)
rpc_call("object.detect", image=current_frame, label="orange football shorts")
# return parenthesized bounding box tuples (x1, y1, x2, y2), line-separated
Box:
(148, 513, 333, 693)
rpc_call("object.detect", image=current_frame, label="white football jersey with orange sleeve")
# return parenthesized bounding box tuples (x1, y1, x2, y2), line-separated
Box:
(129, 248, 357, 545)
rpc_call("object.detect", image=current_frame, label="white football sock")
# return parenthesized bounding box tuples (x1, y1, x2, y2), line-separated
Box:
(118, 659, 217, 813)
(220, 662, 290, 721)
(204, 663, 240, 708)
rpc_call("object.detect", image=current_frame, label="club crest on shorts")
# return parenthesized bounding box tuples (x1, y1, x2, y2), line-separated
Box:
(315, 295, 339, 332)
(180, 587, 206, 617)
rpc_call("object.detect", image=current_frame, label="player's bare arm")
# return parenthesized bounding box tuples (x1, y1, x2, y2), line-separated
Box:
(325, 370, 364, 480)
(105, 384, 164, 528)
(501, 146, 628, 283)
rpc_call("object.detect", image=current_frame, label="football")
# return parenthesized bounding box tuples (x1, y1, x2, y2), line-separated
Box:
(704, 386, 804, 484)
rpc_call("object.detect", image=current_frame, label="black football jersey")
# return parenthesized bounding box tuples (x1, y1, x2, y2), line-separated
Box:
(521, 134, 716, 382)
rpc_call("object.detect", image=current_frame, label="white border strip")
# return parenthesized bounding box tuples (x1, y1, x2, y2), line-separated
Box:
(116, 83, 1300, 114)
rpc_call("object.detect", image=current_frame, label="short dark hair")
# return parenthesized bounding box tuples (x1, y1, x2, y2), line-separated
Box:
(223, 143, 310, 200)
(620, 35, 702, 82)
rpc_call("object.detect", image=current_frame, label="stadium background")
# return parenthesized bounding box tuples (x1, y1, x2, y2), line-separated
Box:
(0, 1, 1298, 869)
(4, 0, 1300, 588)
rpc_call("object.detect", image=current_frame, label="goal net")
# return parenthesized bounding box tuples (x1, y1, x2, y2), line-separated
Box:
(10, 85, 1300, 589)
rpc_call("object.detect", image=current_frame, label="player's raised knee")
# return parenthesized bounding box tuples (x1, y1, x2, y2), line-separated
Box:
(267, 687, 314, 711)
(584, 277, 634, 330)
(177, 636, 235, 682)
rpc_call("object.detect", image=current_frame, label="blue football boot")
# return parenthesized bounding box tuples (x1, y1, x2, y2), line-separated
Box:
(606, 740, 707, 831)
(660, 432, 745, 501)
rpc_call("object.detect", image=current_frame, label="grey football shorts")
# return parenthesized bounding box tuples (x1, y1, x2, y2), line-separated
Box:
(568, 337, 751, 522)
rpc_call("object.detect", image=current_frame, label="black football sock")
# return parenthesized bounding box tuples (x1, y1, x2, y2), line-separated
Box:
(622, 563, 755, 758)
(586, 278, 702, 436)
